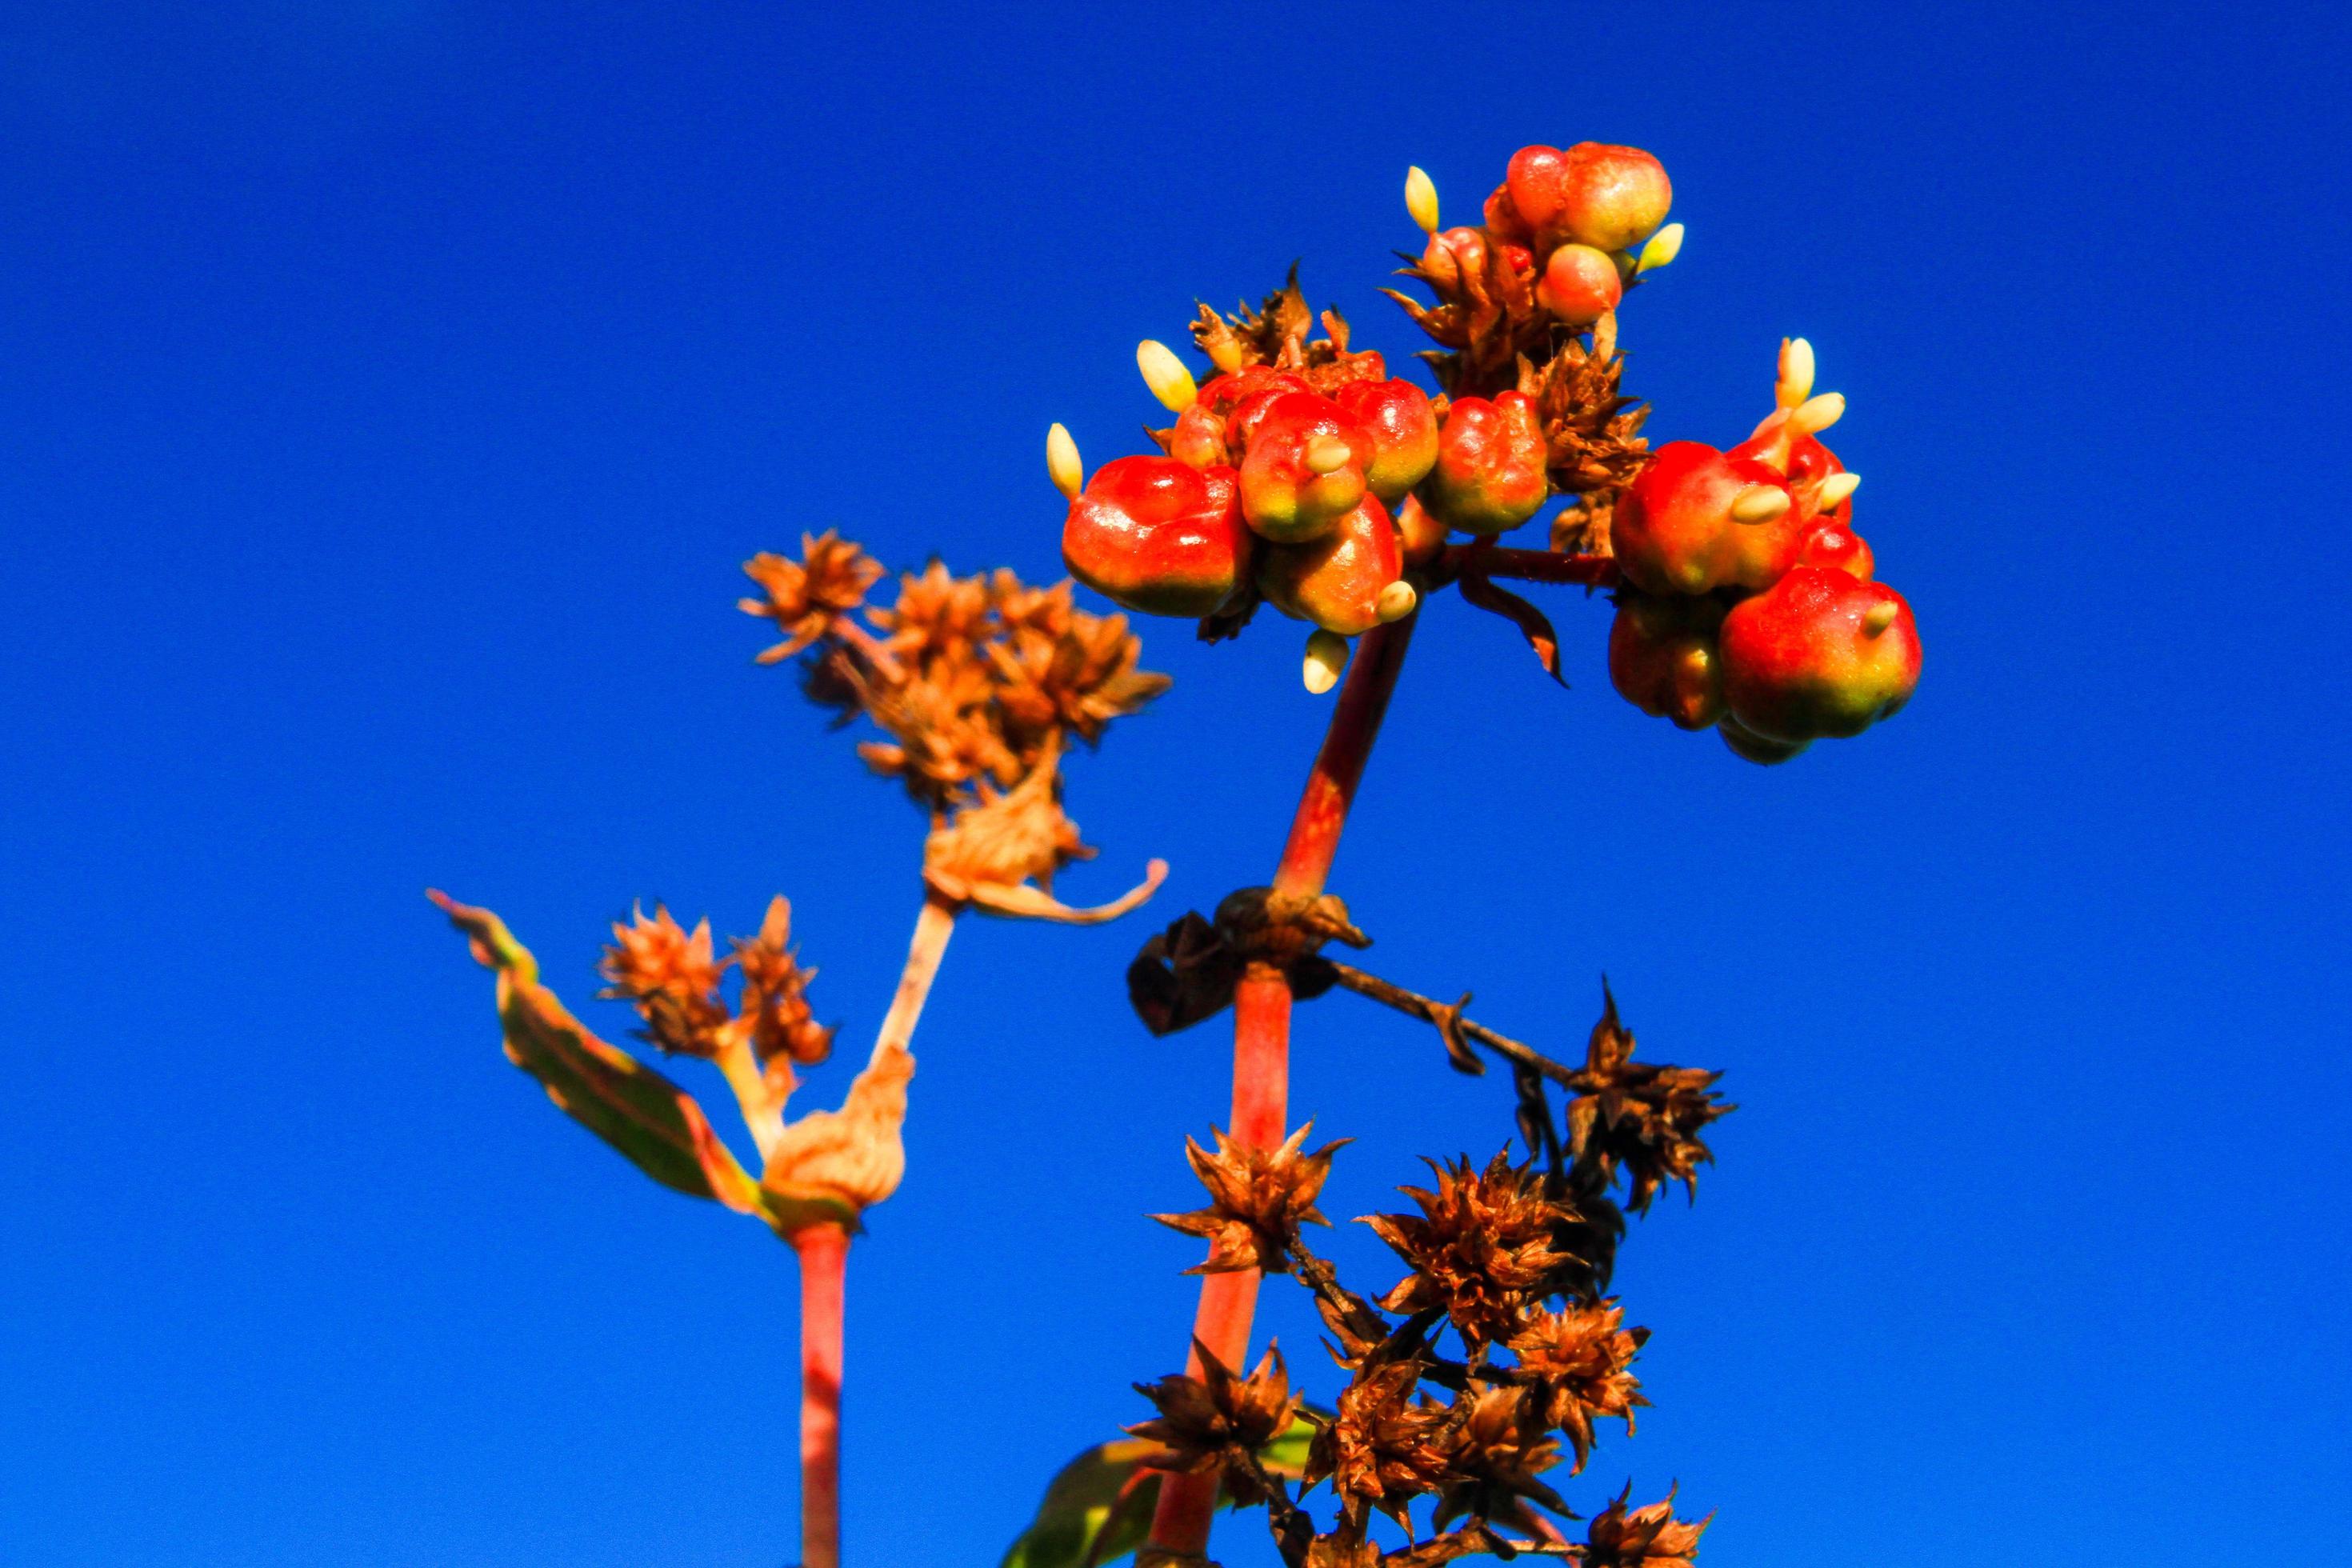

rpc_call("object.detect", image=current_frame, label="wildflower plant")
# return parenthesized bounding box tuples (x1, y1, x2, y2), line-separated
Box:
(438, 134, 1922, 1568)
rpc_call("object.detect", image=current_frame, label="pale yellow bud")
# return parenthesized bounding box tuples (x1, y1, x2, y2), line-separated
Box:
(1375, 579, 1419, 624)
(1303, 629, 1350, 694)
(1730, 485, 1791, 525)
(1790, 392, 1846, 436)
(1405, 165, 1441, 235)
(1046, 422, 1083, 500)
(1136, 339, 1198, 414)
(1303, 434, 1354, 475)
(1862, 601, 1898, 637)
(1817, 471, 1862, 509)
(1634, 222, 1685, 274)
(1776, 337, 1817, 409)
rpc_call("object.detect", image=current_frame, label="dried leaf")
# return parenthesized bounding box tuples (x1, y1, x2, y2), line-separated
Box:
(1458, 572, 1570, 688)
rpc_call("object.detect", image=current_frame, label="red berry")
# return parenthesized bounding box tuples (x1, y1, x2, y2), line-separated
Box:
(1608, 593, 1726, 730)
(1195, 365, 1310, 419)
(1504, 145, 1574, 241)
(1482, 182, 1534, 246)
(1238, 391, 1372, 542)
(1416, 390, 1549, 535)
(1167, 403, 1227, 470)
(1418, 226, 1486, 294)
(1793, 518, 1874, 579)
(1062, 455, 1252, 618)
(1613, 441, 1801, 596)
(1256, 494, 1403, 636)
(1554, 142, 1672, 253)
(1394, 493, 1449, 567)
(1535, 243, 1623, 326)
(1719, 567, 1922, 742)
(1333, 378, 1441, 502)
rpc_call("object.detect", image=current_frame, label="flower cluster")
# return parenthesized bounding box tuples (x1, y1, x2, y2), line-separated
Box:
(1607, 339, 1923, 762)
(598, 896, 833, 1074)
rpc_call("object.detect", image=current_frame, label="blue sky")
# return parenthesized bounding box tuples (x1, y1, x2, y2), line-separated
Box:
(2, 2, 2347, 1563)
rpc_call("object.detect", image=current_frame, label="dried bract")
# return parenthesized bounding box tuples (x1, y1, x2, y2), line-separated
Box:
(598, 904, 730, 1057)
(1567, 990, 1732, 1213)
(1364, 1153, 1580, 1346)
(1582, 1486, 1710, 1567)
(1431, 1385, 1569, 1530)
(739, 530, 884, 662)
(1506, 1301, 1648, 1472)
(1152, 1124, 1347, 1276)
(731, 895, 834, 1069)
(1130, 1342, 1300, 1502)
(1305, 1358, 1454, 1531)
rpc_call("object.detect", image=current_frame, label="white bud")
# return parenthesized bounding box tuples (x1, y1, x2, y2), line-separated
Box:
(1406, 165, 1441, 234)
(1303, 630, 1350, 694)
(1634, 222, 1685, 274)
(1303, 434, 1354, 475)
(1136, 339, 1198, 414)
(1046, 422, 1083, 501)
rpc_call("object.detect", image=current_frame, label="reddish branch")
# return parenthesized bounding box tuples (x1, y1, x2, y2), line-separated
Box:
(794, 1222, 850, 1568)
(1148, 614, 1420, 1558)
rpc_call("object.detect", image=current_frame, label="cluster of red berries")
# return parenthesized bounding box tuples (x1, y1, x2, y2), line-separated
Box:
(1048, 138, 1921, 754)
(1058, 357, 1432, 646)
(1607, 338, 1921, 762)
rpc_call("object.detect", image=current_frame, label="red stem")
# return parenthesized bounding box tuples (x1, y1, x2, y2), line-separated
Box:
(794, 1222, 850, 1568)
(1147, 615, 1418, 1556)
(1444, 545, 1620, 588)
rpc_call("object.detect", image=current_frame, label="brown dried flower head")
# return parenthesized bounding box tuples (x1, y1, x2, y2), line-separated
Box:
(1305, 1358, 1454, 1532)
(921, 738, 1166, 924)
(598, 904, 730, 1057)
(1519, 329, 1650, 499)
(731, 895, 834, 1069)
(739, 530, 884, 662)
(1431, 1385, 1568, 1530)
(1365, 1152, 1580, 1346)
(1152, 1123, 1347, 1276)
(1506, 1300, 1649, 1472)
(1582, 1486, 1710, 1568)
(1128, 1342, 1299, 1503)
(1568, 990, 1733, 1214)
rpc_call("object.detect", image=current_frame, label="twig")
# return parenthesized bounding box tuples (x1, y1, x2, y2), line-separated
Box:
(1324, 962, 1582, 1090)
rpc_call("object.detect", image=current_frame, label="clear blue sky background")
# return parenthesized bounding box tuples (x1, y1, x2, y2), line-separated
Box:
(3, 3, 2346, 1564)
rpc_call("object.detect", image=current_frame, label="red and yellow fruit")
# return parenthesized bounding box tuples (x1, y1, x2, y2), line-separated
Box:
(1608, 593, 1726, 730)
(1256, 494, 1404, 636)
(1506, 142, 1672, 254)
(1417, 390, 1549, 534)
(1536, 243, 1623, 326)
(1062, 455, 1252, 618)
(1718, 567, 1921, 742)
(1333, 378, 1441, 502)
(1238, 392, 1372, 542)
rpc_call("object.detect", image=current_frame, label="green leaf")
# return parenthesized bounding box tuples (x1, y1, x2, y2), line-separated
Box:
(1001, 1413, 1322, 1568)
(431, 891, 766, 1215)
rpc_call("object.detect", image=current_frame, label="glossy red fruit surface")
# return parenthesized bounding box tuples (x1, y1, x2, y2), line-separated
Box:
(1333, 379, 1441, 502)
(1062, 455, 1251, 618)
(1608, 593, 1726, 730)
(1535, 243, 1623, 326)
(1793, 518, 1874, 579)
(1554, 142, 1672, 252)
(1238, 392, 1372, 542)
(1167, 403, 1228, 470)
(1613, 441, 1798, 596)
(1416, 390, 1549, 534)
(1719, 567, 1921, 742)
(1504, 145, 1574, 241)
(1256, 494, 1403, 636)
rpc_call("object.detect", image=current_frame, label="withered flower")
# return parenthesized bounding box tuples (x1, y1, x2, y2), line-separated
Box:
(1520, 328, 1650, 499)
(1506, 1301, 1648, 1472)
(731, 895, 834, 1069)
(759, 1037, 915, 1214)
(922, 738, 1166, 924)
(867, 559, 995, 665)
(1303, 1541, 1385, 1568)
(1128, 1342, 1299, 1503)
(1431, 1386, 1569, 1530)
(1567, 990, 1733, 1214)
(598, 904, 730, 1057)
(985, 585, 1170, 758)
(1305, 1359, 1454, 1532)
(855, 646, 1022, 804)
(1151, 1123, 1347, 1275)
(1582, 1486, 1710, 1567)
(1364, 1153, 1580, 1346)
(738, 530, 884, 662)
